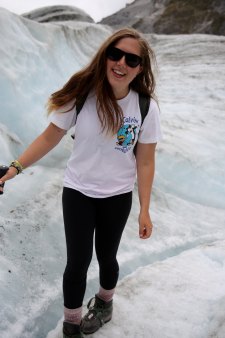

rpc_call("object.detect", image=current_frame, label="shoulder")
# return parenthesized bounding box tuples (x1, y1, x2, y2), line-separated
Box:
(81, 91, 96, 109)
(138, 94, 160, 120)
(53, 99, 76, 115)
(131, 91, 159, 112)
(141, 97, 161, 130)
(149, 98, 159, 112)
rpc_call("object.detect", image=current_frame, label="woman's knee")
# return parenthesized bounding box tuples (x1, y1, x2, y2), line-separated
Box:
(63, 257, 91, 282)
(98, 258, 119, 289)
(98, 258, 119, 275)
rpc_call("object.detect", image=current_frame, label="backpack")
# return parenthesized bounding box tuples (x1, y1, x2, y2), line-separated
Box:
(75, 93, 150, 125)
(71, 93, 150, 152)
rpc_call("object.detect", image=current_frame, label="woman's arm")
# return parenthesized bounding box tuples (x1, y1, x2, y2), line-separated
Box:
(0, 123, 66, 188)
(135, 142, 157, 239)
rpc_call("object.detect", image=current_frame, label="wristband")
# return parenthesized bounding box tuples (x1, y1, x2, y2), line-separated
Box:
(9, 160, 24, 175)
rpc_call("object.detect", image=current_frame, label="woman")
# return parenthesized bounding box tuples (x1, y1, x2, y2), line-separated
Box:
(0, 28, 162, 338)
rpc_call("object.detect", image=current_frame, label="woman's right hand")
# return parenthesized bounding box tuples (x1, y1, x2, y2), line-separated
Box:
(0, 166, 18, 194)
(0, 123, 66, 194)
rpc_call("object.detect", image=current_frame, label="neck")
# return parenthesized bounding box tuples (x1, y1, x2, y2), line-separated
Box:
(113, 88, 129, 100)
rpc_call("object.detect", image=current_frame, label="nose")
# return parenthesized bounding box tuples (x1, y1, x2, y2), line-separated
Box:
(116, 55, 126, 66)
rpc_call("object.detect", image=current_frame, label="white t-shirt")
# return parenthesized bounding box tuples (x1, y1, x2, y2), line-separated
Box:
(50, 90, 162, 198)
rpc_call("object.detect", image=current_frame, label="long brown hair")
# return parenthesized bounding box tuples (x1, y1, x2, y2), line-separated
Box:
(47, 28, 156, 134)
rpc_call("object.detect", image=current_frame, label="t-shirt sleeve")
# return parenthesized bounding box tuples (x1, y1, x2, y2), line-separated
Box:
(138, 99, 163, 143)
(48, 101, 77, 131)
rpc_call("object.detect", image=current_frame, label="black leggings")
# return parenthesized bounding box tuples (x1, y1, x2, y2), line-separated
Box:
(62, 187, 132, 309)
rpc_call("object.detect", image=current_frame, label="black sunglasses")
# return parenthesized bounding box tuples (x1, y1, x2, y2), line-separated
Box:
(106, 46, 142, 68)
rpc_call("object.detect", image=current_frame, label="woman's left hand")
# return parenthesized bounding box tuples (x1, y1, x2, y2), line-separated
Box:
(138, 210, 153, 239)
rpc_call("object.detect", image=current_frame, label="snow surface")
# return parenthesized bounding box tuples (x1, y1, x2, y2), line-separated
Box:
(0, 7, 225, 338)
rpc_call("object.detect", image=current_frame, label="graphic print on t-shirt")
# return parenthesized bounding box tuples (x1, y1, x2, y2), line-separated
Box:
(115, 116, 140, 153)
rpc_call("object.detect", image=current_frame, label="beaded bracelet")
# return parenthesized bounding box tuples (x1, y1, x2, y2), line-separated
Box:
(9, 160, 24, 175)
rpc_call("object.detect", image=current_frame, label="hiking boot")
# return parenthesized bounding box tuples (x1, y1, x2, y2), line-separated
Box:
(81, 294, 113, 334)
(63, 322, 84, 338)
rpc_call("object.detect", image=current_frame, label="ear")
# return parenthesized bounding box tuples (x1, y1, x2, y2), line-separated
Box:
(136, 66, 143, 76)
(137, 66, 143, 75)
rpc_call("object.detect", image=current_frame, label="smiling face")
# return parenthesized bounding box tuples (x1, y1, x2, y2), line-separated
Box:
(106, 37, 143, 100)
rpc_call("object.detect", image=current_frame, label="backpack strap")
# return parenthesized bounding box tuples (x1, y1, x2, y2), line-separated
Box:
(139, 93, 150, 126)
(76, 93, 150, 122)
(133, 94, 150, 155)
(76, 94, 88, 115)
(72, 93, 150, 140)
(71, 94, 88, 139)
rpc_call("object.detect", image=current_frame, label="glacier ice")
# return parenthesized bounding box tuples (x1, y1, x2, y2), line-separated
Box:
(0, 7, 225, 338)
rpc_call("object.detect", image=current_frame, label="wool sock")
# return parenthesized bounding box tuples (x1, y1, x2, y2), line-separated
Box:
(64, 306, 82, 325)
(97, 286, 115, 302)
